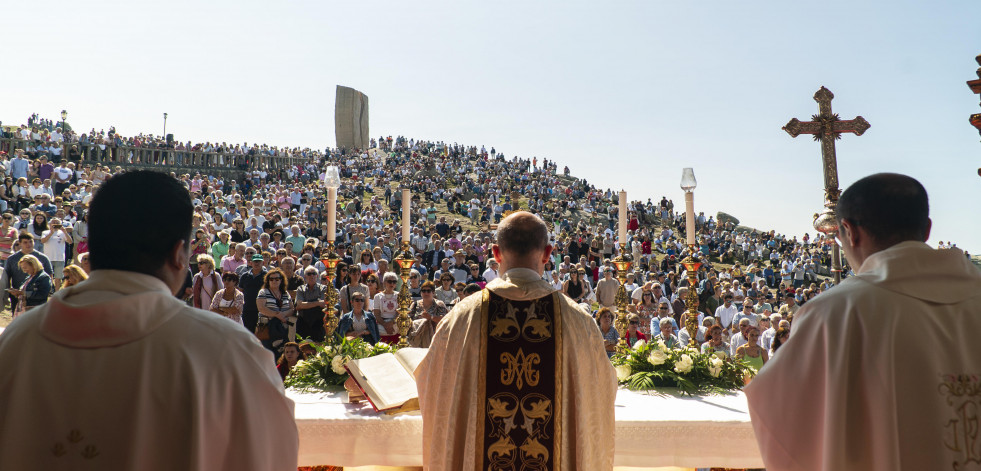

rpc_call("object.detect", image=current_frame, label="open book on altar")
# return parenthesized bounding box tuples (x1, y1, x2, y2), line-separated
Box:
(344, 347, 428, 414)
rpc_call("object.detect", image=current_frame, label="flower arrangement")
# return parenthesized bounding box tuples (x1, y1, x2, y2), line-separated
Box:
(612, 339, 753, 395)
(285, 338, 394, 392)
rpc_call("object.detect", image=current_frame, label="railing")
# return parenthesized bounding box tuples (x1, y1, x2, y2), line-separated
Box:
(0, 137, 309, 171)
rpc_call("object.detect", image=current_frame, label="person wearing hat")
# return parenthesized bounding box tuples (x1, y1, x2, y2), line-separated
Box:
(238, 253, 268, 333)
(778, 291, 799, 321)
(448, 251, 469, 284)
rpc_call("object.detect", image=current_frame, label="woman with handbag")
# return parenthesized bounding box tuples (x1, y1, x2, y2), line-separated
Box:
(255, 267, 295, 355)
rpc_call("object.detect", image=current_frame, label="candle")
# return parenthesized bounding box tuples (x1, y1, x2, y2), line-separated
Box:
(327, 187, 337, 243)
(685, 191, 696, 246)
(618, 190, 627, 243)
(401, 189, 411, 244)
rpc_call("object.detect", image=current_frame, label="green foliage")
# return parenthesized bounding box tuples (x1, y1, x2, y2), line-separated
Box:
(285, 337, 394, 392)
(612, 339, 754, 396)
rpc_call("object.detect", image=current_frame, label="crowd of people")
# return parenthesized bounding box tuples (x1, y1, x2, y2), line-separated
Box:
(0, 114, 970, 382)
(0, 113, 315, 170)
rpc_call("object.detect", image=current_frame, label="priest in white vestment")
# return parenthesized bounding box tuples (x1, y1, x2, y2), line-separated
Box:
(746, 173, 981, 471)
(0, 171, 298, 471)
(416, 211, 616, 470)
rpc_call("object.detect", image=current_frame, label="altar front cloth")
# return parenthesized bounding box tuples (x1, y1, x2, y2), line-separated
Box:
(291, 388, 763, 469)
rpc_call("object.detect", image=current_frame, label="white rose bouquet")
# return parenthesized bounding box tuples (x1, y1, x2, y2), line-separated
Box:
(285, 337, 394, 392)
(611, 338, 753, 395)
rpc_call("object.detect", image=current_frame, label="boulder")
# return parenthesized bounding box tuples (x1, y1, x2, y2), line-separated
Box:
(717, 211, 740, 226)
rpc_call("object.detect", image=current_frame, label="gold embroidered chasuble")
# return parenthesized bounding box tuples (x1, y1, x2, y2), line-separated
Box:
(478, 289, 561, 470)
(416, 268, 616, 471)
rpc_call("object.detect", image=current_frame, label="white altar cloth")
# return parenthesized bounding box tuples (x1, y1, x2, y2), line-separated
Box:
(291, 388, 763, 469)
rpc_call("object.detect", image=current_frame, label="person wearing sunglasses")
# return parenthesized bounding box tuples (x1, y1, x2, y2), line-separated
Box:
(294, 266, 327, 342)
(407, 269, 423, 300)
(338, 264, 368, 314)
(256, 267, 295, 355)
(0, 212, 17, 264)
(623, 313, 647, 348)
(372, 272, 400, 343)
(338, 293, 380, 345)
(406, 281, 448, 348)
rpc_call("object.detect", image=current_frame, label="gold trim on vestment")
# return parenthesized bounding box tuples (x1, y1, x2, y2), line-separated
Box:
(478, 288, 560, 470)
(475, 288, 490, 469)
(552, 291, 562, 471)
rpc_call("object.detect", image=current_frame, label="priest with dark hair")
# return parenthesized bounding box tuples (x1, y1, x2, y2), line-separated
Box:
(0, 171, 298, 470)
(746, 173, 981, 471)
(416, 211, 616, 470)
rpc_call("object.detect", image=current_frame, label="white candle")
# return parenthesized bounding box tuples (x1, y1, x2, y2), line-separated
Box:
(685, 191, 696, 246)
(401, 189, 411, 244)
(327, 187, 337, 243)
(618, 190, 627, 243)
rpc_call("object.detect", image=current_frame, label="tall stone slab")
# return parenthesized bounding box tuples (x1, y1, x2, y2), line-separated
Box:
(335, 85, 369, 150)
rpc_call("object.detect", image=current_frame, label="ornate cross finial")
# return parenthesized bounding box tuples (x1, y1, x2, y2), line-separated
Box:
(783, 86, 870, 193)
(784, 87, 869, 284)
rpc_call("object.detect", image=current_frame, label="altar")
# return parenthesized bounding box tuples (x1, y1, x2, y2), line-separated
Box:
(291, 388, 763, 470)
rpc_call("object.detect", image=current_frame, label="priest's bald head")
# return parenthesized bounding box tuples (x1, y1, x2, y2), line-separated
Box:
(836, 172, 931, 268)
(492, 211, 553, 274)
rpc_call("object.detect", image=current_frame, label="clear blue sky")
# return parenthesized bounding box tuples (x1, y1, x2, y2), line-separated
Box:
(3, 0, 980, 252)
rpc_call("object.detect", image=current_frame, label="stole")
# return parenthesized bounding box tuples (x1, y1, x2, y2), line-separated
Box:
(476, 289, 562, 471)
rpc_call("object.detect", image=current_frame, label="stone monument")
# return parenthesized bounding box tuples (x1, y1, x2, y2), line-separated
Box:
(335, 85, 369, 150)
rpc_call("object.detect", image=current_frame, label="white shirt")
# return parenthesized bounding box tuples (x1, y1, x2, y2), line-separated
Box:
(715, 303, 738, 329)
(41, 229, 67, 262)
(760, 326, 776, 351)
(54, 167, 73, 183)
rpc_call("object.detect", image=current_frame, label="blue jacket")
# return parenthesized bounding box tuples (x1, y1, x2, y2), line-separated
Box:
(23, 271, 52, 307)
(337, 310, 381, 345)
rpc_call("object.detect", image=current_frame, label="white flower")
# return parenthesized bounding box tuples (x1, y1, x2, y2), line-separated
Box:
(708, 357, 723, 378)
(674, 354, 693, 374)
(655, 339, 667, 351)
(293, 360, 308, 371)
(615, 364, 632, 382)
(632, 339, 647, 350)
(376, 341, 390, 350)
(648, 349, 668, 366)
(323, 346, 336, 357)
(330, 355, 346, 375)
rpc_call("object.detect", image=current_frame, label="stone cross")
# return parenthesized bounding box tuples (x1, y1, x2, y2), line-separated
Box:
(783, 86, 870, 284)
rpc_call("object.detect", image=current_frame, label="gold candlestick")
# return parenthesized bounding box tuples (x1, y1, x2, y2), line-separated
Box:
(680, 245, 702, 347)
(319, 242, 341, 341)
(612, 243, 633, 352)
(393, 241, 415, 349)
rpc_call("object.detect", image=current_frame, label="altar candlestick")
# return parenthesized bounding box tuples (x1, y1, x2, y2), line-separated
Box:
(401, 189, 411, 243)
(327, 187, 337, 242)
(618, 190, 627, 243)
(685, 192, 695, 246)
